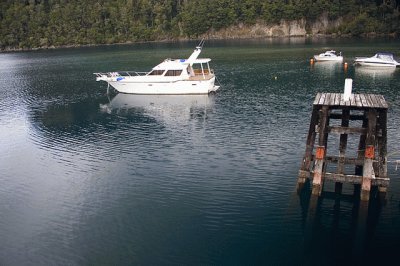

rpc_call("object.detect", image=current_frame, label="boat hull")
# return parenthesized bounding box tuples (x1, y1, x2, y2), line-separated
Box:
(313, 56, 343, 62)
(107, 77, 218, 95)
(354, 61, 397, 67)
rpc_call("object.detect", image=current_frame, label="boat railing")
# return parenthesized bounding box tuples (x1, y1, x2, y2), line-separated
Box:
(94, 71, 148, 78)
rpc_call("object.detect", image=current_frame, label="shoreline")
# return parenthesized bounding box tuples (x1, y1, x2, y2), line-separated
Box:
(1, 33, 398, 53)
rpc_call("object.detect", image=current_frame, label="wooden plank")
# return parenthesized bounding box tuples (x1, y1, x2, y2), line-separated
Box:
(298, 170, 311, 179)
(328, 126, 367, 135)
(325, 93, 332, 106)
(350, 94, 356, 107)
(372, 95, 381, 108)
(376, 95, 388, 109)
(337, 93, 342, 106)
(318, 106, 330, 145)
(324, 173, 389, 186)
(372, 177, 390, 187)
(345, 92, 351, 106)
(329, 113, 364, 120)
(355, 94, 362, 107)
(365, 94, 374, 107)
(377, 109, 388, 179)
(355, 115, 368, 176)
(325, 156, 364, 166)
(324, 173, 362, 184)
(334, 93, 340, 106)
(299, 106, 320, 173)
(339, 93, 345, 106)
(372, 94, 384, 109)
(312, 106, 330, 196)
(318, 93, 326, 105)
(366, 94, 375, 107)
(360, 94, 369, 107)
(313, 93, 322, 105)
(361, 109, 378, 201)
(329, 93, 336, 106)
(338, 109, 350, 174)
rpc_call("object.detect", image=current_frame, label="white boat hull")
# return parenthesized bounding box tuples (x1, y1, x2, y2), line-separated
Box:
(313, 55, 343, 62)
(354, 61, 397, 67)
(103, 77, 218, 95)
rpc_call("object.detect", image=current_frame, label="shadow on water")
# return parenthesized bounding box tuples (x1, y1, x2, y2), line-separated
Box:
(28, 92, 217, 163)
(355, 66, 397, 80)
(30, 93, 215, 135)
(100, 93, 215, 124)
(297, 180, 387, 265)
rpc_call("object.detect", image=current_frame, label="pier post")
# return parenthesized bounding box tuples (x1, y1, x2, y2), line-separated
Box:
(297, 106, 320, 192)
(361, 109, 377, 201)
(297, 93, 389, 201)
(312, 106, 329, 196)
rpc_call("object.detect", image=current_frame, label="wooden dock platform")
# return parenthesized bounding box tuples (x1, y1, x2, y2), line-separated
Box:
(297, 93, 389, 201)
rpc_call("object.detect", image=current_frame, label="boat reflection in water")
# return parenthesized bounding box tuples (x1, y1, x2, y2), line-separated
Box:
(355, 66, 396, 79)
(312, 60, 343, 77)
(101, 93, 215, 125)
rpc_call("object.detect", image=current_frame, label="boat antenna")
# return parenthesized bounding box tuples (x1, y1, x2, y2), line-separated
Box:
(197, 38, 205, 49)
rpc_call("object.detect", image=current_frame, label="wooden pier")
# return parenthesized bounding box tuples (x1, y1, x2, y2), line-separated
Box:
(297, 92, 389, 201)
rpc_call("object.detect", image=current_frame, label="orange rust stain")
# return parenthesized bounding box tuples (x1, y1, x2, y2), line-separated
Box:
(315, 146, 325, 160)
(365, 145, 375, 159)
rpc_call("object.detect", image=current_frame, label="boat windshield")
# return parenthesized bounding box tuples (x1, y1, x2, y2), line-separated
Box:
(164, 70, 182, 76)
(148, 70, 165, 75)
(376, 53, 394, 61)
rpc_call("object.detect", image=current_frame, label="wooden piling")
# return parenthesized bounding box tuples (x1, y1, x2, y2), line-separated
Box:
(297, 93, 389, 201)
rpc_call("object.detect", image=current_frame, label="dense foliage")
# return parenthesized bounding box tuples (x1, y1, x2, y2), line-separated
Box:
(0, 0, 399, 49)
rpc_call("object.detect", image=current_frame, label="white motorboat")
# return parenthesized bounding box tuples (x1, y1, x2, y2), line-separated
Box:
(354, 52, 400, 67)
(313, 50, 343, 62)
(94, 40, 219, 95)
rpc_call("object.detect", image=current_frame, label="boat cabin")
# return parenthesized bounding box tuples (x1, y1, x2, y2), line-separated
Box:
(147, 58, 213, 79)
(374, 52, 396, 62)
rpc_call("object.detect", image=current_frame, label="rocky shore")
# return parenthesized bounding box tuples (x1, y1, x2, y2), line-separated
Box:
(0, 14, 396, 53)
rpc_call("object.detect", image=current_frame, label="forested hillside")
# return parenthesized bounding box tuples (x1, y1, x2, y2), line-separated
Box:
(0, 0, 399, 50)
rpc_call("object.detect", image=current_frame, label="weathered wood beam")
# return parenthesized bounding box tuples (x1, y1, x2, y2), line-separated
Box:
(361, 109, 377, 201)
(328, 126, 366, 135)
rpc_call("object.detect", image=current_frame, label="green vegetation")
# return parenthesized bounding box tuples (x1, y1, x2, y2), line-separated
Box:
(0, 0, 399, 50)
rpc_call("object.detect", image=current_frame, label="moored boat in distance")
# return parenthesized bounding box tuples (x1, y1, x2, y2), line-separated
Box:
(313, 50, 343, 62)
(354, 52, 400, 67)
(94, 39, 219, 95)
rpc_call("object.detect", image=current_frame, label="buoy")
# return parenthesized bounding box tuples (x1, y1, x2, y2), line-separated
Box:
(344, 62, 348, 70)
(310, 58, 314, 65)
(274, 76, 277, 80)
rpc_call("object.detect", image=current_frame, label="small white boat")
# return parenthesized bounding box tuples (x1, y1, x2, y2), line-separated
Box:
(354, 52, 399, 67)
(313, 50, 343, 62)
(94, 40, 219, 95)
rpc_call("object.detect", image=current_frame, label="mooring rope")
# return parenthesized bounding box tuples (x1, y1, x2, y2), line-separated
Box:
(387, 151, 400, 171)
(215, 76, 222, 87)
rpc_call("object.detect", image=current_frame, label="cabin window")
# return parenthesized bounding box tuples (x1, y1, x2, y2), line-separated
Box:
(165, 70, 182, 76)
(148, 70, 165, 76)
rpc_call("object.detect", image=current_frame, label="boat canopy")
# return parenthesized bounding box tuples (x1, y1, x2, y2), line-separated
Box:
(152, 58, 212, 70)
(375, 52, 394, 59)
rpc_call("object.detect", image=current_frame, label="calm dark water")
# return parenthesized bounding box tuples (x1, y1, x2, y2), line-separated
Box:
(1, 38, 400, 265)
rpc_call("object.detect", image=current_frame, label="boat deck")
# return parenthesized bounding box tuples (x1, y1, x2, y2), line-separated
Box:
(188, 74, 214, 81)
(313, 93, 388, 109)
